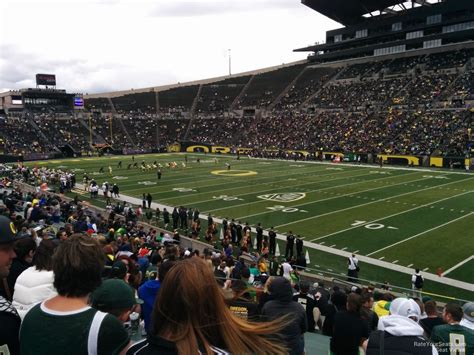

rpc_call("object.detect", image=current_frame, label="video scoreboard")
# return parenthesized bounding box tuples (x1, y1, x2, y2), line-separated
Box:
(36, 74, 56, 86)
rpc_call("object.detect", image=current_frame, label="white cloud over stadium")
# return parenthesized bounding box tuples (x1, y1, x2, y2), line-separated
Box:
(0, 0, 338, 94)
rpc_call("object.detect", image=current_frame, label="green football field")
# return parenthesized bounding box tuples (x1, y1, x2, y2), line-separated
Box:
(26, 153, 474, 301)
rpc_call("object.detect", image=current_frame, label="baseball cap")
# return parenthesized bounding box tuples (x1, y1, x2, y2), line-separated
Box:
(390, 298, 421, 322)
(462, 302, 474, 322)
(91, 279, 140, 310)
(109, 261, 128, 279)
(0, 216, 24, 244)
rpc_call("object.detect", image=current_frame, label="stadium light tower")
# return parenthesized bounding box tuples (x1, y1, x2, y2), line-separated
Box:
(109, 113, 113, 143)
(228, 49, 232, 76)
(88, 112, 93, 148)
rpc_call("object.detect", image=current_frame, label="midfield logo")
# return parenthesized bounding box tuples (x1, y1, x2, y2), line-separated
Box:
(257, 192, 306, 202)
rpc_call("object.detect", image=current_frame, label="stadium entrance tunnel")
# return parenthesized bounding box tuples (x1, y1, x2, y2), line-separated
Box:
(60, 144, 76, 158)
(211, 170, 258, 177)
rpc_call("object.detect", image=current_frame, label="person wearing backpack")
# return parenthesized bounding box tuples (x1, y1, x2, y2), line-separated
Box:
(412, 268, 424, 298)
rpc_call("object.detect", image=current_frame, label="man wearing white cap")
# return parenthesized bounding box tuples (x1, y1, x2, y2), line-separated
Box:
(365, 297, 439, 354)
(460, 302, 474, 331)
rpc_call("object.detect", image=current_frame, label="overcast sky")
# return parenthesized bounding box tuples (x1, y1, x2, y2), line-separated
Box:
(0, 0, 339, 94)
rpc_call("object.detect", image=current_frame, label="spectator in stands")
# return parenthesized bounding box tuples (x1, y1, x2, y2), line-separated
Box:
(431, 303, 474, 354)
(293, 280, 318, 332)
(323, 289, 347, 336)
(0, 215, 26, 355)
(226, 279, 259, 321)
(12, 239, 58, 320)
(138, 260, 176, 333)
(1, 236, 36, 300)
(261, 276, 307, 355)
(360, 291, 379, 334)
(128, 257, 287, 354)
(420, 300, 446, 338)
(330, 292, 369, 355)
(20, 234, 130, 354)
(365, 297, 438, 354)
(90, 278, 138, 323)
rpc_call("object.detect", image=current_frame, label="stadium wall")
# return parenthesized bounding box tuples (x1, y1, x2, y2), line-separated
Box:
(176, 142, 467, 168)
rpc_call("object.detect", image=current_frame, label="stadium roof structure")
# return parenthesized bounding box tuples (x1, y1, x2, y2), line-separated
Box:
(302, 0, 444, 26)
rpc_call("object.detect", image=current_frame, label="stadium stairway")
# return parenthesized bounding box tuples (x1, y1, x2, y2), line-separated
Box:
(438, 67, 471, 103)
(117, 116, 136, 148)
(154, 91, 160, 114)
(106, 96, 137, 148)
(25, 112, 61, 152)
(230, 74, 255, 110)
(300, 66, 348, 108)
(267, 65, 309, 111)
(305, 332, 330, 354)
(107, 97, 117, 114)
(183, 84, 204, 141)
(77, 115, 107, 146)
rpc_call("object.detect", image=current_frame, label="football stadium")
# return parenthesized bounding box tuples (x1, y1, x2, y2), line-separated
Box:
(1, 0, 473, 354)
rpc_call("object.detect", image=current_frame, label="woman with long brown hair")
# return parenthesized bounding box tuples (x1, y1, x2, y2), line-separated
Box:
(127, 257, 287, 354)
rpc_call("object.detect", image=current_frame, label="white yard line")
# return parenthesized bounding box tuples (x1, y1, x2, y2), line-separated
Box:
(442, 255, 474, 277)
(206, 170, 390, 212)
(289, 180, 472, 233)
(366, 212, 474, 256)
(238, 173, 426, 220)
(309, 187, 473, 242)
(123, 162, 327, 193)
(192, 170, 373, 208)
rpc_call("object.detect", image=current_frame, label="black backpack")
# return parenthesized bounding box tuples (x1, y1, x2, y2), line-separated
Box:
(414, 274, 423, 289)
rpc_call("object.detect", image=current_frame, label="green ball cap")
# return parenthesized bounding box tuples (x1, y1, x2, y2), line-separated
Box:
(91, 279, 142, 310)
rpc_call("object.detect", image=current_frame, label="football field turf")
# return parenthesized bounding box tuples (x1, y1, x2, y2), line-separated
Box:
(28, 153, 474, 301)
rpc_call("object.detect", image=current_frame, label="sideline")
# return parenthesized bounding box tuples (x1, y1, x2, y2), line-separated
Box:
(76, 183, 473, 292)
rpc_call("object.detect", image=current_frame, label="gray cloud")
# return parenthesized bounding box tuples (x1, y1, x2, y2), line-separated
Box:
(150, 0, 298, 17)
(0, 44, 179, 94)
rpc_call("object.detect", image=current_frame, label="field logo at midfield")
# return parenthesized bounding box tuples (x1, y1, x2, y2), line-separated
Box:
(258, 192, 306, 203)
(211, 170, 258, 177)
(138, 181, 157, 186)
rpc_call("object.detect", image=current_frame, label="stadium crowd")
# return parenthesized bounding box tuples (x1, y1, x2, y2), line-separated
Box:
(1, 48, 472, 159)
